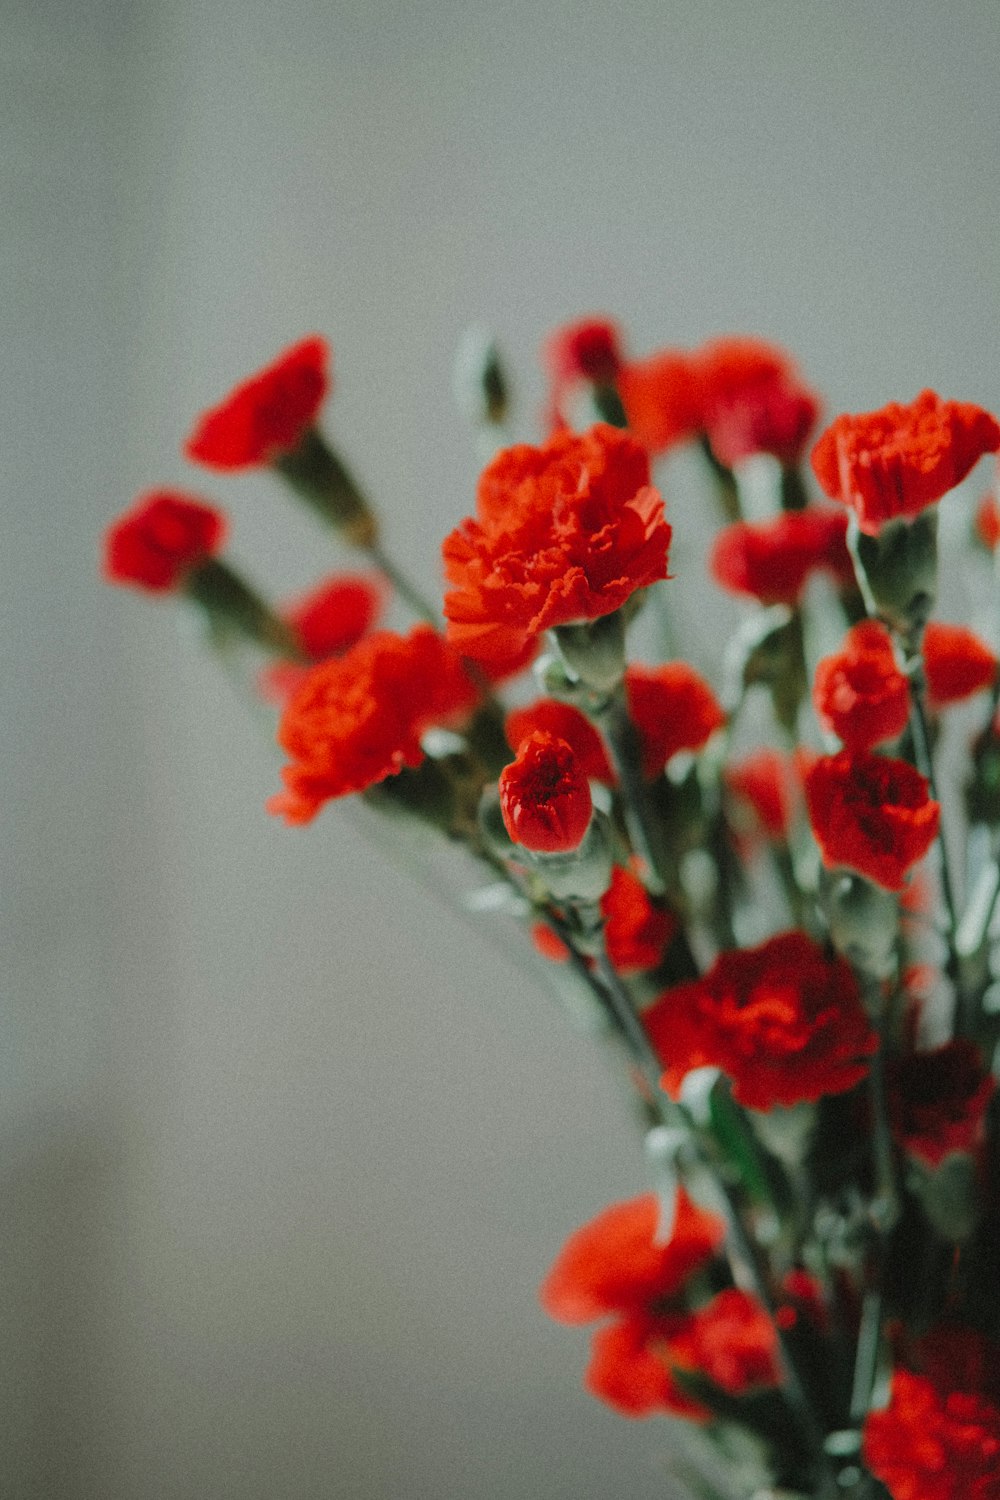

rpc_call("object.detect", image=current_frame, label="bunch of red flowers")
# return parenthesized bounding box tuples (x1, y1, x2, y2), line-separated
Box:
(103, 322, 1000, 1500)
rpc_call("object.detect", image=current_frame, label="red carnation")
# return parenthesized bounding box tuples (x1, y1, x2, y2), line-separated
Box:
(811, 389, 1000, 536)
(645, 931, 877, 1111)
(544, 316, 624, 389)
(863, 1328, 1000, 1500)
(724, 748, 801, 843)
(505, 699, 615, 785)
(443, 424, 671, 667)
(185, 335, 330, 470)
(890, 1039, 996, 1170)
(603, 863, 677, 974)
(499, 731, 593, 854)
(813, 620, 911, 752)
(923, 622, 999, 708)
(269, 625, 478, 824)
(618, 350, 704, 455)
(805, 750, 940, 892)
(102, 489, 227, 593)
(258, 572, 387, 705)
(625, 663, 726, 779)
(540, 1189, 726, 1419)
(667, 1288, 782, 1396)
(697, 336, 821, 469)
(975, 491, 1000, 551)
(709, 508, 852, 606)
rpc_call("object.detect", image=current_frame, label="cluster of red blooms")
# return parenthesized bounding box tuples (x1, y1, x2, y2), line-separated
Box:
(104, 319, 1000, 1500)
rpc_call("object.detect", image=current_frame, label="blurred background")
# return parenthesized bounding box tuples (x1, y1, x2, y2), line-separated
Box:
(4, 1, 998, 1495)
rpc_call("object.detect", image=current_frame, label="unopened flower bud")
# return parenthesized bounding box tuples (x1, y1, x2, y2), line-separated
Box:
(453, 325, 509, 428)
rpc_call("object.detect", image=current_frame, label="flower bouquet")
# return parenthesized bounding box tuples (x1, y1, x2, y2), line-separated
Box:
(102, 318, 1000, 1499)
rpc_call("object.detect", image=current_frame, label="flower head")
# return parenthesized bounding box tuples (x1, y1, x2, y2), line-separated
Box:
(813, 620, 911, 752)
(544, 316, 624, 389)
(269, 625, 477, 823)
(499, 731, 593, 853)
(185, 335, 330, 470)
(710, 508, 852, 606)
(258, 572, 387, 705)
(923, 622, 999, 708)
(697, 336, 821, 469)
(442, 424, 671, 666)
(724, 748, 802, 843)
(618, 350, 703, 455)
(890, 1039, 996, 1170)
(811, 389, 1000, 536)
(625, 662, 725, 779)
(540, 1189, 726, 1419)
(645, 930, 877, 1110)
(805, 749, 940, 891)
(603, 863, 676, 974)
(505, 699, 615, 785)
(667, 1288, 782, 1395)
(102, 489, 227, 592)
(863, 1327, 1000, 1500)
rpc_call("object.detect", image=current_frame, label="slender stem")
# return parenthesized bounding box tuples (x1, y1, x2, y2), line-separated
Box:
(597, 693, 671, 896)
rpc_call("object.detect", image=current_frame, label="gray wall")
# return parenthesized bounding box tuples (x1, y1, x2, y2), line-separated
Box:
(4, 2, 998, 1496)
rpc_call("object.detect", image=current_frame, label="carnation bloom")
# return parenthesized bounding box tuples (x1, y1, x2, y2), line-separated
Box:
(813, 620, 911, 752)
(724, 748, 801, 843)
(863, 1327, 1000, 1500)
(530, 863, 675, 974)
(975, 491, 1000, 551)
(697, 336, 821, 469)
(603, 863, 677, 974)
(644, 930, 877, 1111)
(505, 699, 616, 785)
(709, 508, 852, 606)
(624, 662, 726, 779)
(102, 489, 228, 593)
(618, 350, 704, 455)
(499, 731, 593, 853)
(805, 749, 940, 892)
(269, 625, 478, 823)
(889, 1039, 996, 1169)
(544, 316, 624, 390)
(185, 335, 330, 470)
(540, 1189, 726, 1419)
(923, 622, 999, 708)
(667, 1288, 782, 1396)
(442, 424, 671, 666)
(258, 572, 388, 706)
(811, 389, 1000, 536)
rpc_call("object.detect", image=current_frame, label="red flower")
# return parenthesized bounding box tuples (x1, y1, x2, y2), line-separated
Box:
(709, 507, 852, 606)
(544, 317, 624, 389)
(813, 620, 911, 752)
(269, 625, 478, 823)
(185, 335, 330, 470)
(975, 491, 1000, 551)
(540, 1189, 724, 1326)
(443, 425, 671, 666)
(667, 1288, 782, 1395)
(540, 1189, 726, 1419)
(618, 350, 704, 455)
(645, 931, 877, 1110)
(805, 750, 940, 892)
(505, 699, 615, 785)
(923, 622, 999, 708)
(697, 336, 821, 469)
(102, 489, 227, 593)
(811, 389, 1000, 536)
(724, 748, 801, 843)
(499, 731, 593, 853)
(530, 922, 572, 964)
(863, 1329, 1000, 1500)
(625, 663, 725, 779)
(258, 572, 388, 706)
(603, 863, 677, 974)
(889, 1040, 996, 1169)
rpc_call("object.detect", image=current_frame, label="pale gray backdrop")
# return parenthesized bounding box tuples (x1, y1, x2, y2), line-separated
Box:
(4, 2, 998, 1496)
